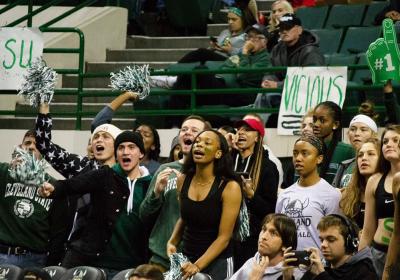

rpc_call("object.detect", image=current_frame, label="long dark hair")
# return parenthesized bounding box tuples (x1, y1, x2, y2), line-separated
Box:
(380, 124, 400, 173)
(315, 101, 343, 179)
(182, 129, 236, 181)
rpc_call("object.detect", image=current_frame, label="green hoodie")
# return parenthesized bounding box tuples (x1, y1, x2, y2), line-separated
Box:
(95, 164, 152, 270)
(139, 160, 183, 269)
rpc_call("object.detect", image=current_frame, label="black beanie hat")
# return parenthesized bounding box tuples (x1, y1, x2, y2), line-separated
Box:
(114, 131, 145, 157)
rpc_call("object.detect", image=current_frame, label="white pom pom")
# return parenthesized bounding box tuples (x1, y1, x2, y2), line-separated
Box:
(8, 146, 48, 186)
(18, 57, 57, 107)
(109, 64, 151, 100)
(164, 253, 190, 280)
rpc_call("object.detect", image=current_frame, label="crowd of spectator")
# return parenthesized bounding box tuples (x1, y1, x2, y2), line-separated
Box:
(1, 0, 400, 279)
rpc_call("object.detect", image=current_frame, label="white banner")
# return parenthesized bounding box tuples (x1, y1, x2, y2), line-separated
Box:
(277, 67, 347, 136)
(0, 28, 43, 90)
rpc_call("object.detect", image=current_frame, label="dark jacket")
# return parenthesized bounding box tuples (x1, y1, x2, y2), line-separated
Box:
(50, 165, 129, 257)
(301, 248, 378, 280)
(233, 148, 279, 236)
(265, 30, 325, 83)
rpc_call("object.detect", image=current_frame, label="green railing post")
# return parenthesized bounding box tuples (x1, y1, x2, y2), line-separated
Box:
(76, 29, 85, 130)
(27, 0, 33, 27)
(190, 72, 197, 112)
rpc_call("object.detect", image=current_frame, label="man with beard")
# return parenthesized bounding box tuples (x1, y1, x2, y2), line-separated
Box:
(0, 130, 69, 267)
(139, 115, 211, 271)
(39, 131, 151, 278)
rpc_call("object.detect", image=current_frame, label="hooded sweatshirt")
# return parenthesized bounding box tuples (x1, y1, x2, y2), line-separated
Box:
(263, 30, 325, 84)
(301, 247, 378, 280)
(230, 252, 304, 280)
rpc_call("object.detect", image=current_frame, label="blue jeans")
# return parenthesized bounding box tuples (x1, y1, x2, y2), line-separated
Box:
(0, 252, 46, 268)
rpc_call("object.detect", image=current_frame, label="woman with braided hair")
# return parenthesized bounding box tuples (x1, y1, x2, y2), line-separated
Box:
(276, 133, 341, 251)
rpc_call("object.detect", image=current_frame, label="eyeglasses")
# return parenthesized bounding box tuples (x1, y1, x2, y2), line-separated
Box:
(245, 34, 266, 41)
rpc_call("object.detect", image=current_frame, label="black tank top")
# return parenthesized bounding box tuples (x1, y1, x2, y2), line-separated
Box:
(375, 172, 395, 219)
(180, 175, 233, 261)
(353, 202, 365, 229)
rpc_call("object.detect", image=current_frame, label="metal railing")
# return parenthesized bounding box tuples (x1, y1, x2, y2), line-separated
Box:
(0, 1, 394, 129)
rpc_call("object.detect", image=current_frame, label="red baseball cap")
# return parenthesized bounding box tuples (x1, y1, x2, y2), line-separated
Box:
(235, 119, 265, 137)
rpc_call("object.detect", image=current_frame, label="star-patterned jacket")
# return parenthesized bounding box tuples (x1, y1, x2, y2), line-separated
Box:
(35, 113, 102, 179)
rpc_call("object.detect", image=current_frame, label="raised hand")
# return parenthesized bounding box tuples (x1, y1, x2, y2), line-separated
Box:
(367, 19, 400, 85)
(38, 182, 55, 197)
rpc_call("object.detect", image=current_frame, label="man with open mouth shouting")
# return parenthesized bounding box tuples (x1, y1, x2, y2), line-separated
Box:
(39, 131, 151, 278)
(139, 115, 211, 272)
(35, 103, 122, 264)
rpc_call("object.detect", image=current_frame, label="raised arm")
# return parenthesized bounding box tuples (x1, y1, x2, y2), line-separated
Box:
(36, 103, 91, 178)
(91, 91, 138, 131)
(382, 172, 400, 280)
(185, 180, 242, 276)
(247, 158, 279, 219)
(359, 174, 381, 250)
(139, 166, 179, 221)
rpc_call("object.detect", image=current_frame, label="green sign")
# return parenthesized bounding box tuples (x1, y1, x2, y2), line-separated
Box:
(367, 19, 400, 85)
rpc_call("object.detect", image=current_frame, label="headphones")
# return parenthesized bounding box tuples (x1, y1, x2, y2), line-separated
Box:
(327, 214, 359, 253)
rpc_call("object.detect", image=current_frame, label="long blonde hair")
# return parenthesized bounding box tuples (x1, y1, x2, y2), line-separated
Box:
(340, 138, 381, 219)
(268, 0, 294, 31)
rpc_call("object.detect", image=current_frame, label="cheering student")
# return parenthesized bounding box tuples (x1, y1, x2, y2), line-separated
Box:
(276, 133, 340, 251)
(232, 118, 280, 270)
(312, 101, 354, 184)
(167, 130, 242, 279)
(340, 138, 381, 230)
(383, 172, 400, 280)
(39, 131, 151, 278)
(359, 125, 400, 278)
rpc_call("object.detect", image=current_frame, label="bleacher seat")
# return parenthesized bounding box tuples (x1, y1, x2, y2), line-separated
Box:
(165, 0, 215, 34)
(296, 6, 330, 30)
(190, 273, 213, 280)
(362, 1, 388, 26)
(324, 4, 366, 29)
(339, 26, 381, 54)
(324, 53, 358, 65)
(59, 266, 106, 280)
(111, 269, 134, 280)
(0, 264, 23, 280)
(311, 28, 343, 54)
(44, 266, 67, 280)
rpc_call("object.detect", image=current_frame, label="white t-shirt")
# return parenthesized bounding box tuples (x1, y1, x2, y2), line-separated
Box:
(275, 178, 341, 250)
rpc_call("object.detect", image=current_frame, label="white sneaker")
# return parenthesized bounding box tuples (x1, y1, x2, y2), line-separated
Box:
(149, 75, 177, 89)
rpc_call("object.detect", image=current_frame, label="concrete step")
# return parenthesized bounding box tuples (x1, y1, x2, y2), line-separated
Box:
(63, 61, 174, 88)
(106, 48, 195, 62)
(207, 24, 228, 37)
(85, 61, 173, 72)
(256, 0, 274, 11)
(126, 35, 210, 49)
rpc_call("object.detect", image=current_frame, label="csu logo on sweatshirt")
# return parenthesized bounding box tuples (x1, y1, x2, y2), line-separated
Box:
(14, 199, 34, 218)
